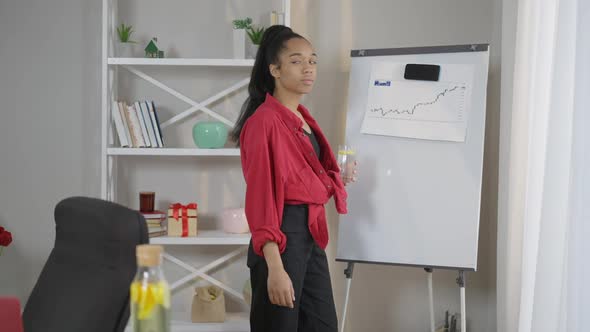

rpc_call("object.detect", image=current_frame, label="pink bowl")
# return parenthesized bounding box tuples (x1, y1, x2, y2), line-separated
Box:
(221, 208, 250, 234)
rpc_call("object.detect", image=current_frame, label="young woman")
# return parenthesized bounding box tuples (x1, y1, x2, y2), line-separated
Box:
(231, 25, 356, 332)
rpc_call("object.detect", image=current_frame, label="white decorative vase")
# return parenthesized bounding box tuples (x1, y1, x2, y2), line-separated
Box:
(233, 29, 246, 59)
(116, 42, 135, 57)
(220, 208, 249, 234)
(247, 44, 259, 59)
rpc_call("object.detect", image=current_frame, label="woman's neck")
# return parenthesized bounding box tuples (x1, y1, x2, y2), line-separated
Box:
(273, 89, 302, 115)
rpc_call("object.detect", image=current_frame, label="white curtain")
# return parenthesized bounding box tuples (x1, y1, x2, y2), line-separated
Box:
(498, 0, 589, 331)
(564, 1, 590, 331)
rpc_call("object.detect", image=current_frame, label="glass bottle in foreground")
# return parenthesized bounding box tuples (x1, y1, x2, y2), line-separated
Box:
(130, 244, 170, 332)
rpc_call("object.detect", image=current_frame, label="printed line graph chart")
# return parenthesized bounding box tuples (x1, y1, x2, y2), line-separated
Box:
(360, 65, 473, 142)
(367, 82, 467, 123)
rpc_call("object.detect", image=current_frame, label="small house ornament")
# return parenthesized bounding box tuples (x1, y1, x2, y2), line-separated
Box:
(145, 37, 164, 58)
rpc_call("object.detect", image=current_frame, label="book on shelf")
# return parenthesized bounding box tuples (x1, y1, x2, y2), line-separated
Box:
(112, 100, 164, 148)
(116, 101, 132, 146)
(145, 217, 164, 224)
(134, 101, 151, 148)
(148, 224, 165, 232)
(147, 101, 164, 147)
(111, 101, 129, 147)
(141, 210, 167, 219)
(141, 210, 167, 237)
(148, 230, 167, 238)
(138, 101, 158, 147)
(123, 102, 145, 147)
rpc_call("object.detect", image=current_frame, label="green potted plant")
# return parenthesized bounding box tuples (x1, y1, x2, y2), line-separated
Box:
(247, 26, 265, 58)
(232, 18, 252, 59)
(232, 17, 253, 30)
(116, 23, 137, 57)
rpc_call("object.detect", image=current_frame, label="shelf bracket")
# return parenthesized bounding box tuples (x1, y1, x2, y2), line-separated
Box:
(121, 65, 246, 128)
(162, 247, 248, 304)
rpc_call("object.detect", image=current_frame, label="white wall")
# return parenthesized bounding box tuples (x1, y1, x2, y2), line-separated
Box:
(0, 0, 501, 331)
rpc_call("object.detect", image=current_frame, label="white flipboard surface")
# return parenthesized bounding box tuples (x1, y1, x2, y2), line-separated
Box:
(336, 45, 490, 271)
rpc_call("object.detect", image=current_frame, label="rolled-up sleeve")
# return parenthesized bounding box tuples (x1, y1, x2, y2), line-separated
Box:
(328, 170, 348, 214)
(324, 144, 348, 214)
(240, 118, 287, 257)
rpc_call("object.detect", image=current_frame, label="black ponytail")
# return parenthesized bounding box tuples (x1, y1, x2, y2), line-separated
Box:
(230, 25, 305, 146)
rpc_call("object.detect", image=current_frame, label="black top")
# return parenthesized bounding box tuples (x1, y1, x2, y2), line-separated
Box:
(283, 129, 320, 213)
(304, 129, 320, 158)
(283, 129, 321, 213)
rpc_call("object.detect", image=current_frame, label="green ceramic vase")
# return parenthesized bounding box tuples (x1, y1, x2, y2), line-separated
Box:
(192, 121, 228, 148)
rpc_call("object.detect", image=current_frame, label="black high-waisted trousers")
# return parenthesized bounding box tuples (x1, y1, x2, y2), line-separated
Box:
(247, 204, 338, 332)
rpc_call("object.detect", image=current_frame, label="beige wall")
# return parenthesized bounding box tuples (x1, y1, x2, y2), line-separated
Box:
(0, 0, 501, 330)
(294, 1, 501, 331)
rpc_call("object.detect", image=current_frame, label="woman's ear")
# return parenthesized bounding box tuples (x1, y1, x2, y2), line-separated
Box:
(269, 63, 280, 79)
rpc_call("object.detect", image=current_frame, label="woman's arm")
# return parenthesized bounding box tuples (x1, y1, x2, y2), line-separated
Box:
(263, 241, 295, 308)
(240, 118, 287, 256)
(240, 118, 294, 308)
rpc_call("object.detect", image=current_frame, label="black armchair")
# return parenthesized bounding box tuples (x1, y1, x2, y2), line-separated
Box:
(23, 196, 148, 332)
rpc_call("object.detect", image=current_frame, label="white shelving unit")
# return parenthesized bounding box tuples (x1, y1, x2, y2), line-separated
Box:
(101, 1, 291, 331)
(107, 148, 240, 156)
(150, 230, 250, 246)
(167, 313, 250, 332)
(108, 57, 255, 67)
(126, 313, 250, 332)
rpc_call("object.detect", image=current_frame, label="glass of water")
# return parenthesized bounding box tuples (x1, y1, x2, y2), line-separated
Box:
(337, 144, 356, 183)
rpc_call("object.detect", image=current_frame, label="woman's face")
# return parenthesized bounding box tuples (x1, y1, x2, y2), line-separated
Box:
(270, 38, 317, 96)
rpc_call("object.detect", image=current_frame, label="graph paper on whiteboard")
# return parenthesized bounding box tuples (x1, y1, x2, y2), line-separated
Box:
(360, 62, 474, 142)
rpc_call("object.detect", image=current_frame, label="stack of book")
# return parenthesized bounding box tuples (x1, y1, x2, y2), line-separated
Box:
(112, 100, 164, 148)
(141, 210, 167, 238)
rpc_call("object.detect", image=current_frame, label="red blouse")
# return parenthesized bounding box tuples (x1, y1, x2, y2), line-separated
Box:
(240, 93, 348, 257)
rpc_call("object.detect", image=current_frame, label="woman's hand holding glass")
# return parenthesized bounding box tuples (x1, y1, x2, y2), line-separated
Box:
(338, 145, 358, 186)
